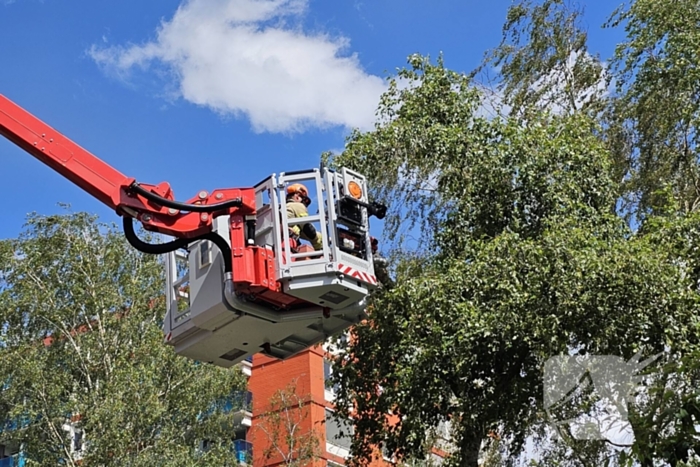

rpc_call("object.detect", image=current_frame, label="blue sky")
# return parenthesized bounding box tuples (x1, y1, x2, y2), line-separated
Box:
(0, 0, 625, 241)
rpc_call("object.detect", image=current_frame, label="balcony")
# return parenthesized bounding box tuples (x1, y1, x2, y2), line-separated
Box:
(239, 356, 253, 377)
(0, 454, 25, 467)
(0, 416, 31, 435)
(232, 439, 252, 464)
(219, 390, 251, 411)
(207, 390, 252, 427)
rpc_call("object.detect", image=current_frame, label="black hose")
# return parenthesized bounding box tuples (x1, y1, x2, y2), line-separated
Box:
(129, 182, 243, 213)
(123, 216, 190, 253)
(122, 217, 233, 273)
(197, 232, 233, 274)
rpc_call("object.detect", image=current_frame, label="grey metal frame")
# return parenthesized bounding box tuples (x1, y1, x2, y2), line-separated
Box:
(161, 168, 377, 367)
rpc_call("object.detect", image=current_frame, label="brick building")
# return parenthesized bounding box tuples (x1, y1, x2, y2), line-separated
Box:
(246, 343, 451, 467)
(247, 344, 390, 467)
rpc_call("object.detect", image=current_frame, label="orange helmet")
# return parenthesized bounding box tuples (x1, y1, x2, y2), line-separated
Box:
(286, 183, 311, 206)
(287, 183, 309, 197)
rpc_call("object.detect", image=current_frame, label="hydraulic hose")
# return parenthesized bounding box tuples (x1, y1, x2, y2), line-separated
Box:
(129, 182, 243, 213)
(122, 216, 233, 273)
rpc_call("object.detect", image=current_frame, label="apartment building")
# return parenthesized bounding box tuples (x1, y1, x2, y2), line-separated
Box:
(247, 344, 450, 467)
(248, 344, 389, 467)
(0, 342, 452, 467)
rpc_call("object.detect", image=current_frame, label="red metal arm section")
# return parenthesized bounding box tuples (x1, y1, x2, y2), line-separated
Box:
(0, 94, 292, 307)
(0, 95, 132, 211)
(0, 94, 256, 238)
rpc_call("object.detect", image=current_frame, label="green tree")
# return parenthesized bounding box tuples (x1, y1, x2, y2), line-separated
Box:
(0, 210, 248, 466)
(482, 0, 700, 465)
(606, 0, 700, 218)
(326, 55, 699, 467)
(254, 379, 321, 467)
(478, 0, 608, 119)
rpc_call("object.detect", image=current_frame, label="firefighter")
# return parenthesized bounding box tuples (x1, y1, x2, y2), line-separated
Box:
(371, 236, 394, 289)
(286, 183, 323, 251)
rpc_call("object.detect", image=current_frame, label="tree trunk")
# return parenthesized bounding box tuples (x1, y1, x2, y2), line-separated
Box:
(458, 434, 482, 467)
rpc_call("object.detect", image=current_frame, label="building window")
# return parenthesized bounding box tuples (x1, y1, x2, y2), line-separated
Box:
(73, 430, 83, 452)
(199, 241, 212, 269)
(233, 439, 253, 464)
(323, 359, 340, 401)
(325, 408, 353, 450)
(323, 358, 331, 381)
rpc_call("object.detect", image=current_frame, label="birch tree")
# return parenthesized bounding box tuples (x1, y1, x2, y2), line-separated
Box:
(0, 210, 248, 466)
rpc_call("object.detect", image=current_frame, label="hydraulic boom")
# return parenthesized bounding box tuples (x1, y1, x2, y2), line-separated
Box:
(0, 94, 253, 239)
(0, 94, 381, 367)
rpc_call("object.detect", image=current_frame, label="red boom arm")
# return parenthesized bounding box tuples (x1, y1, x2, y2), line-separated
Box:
(0, 94, 295, 307)
(0, 94, 256, 238)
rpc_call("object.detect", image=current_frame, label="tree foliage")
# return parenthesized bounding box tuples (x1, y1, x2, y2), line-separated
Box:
(254, 379, 321, 467)
(0, 210, 248, 466)
(487, 0, 700, 464)
(479, 0, 608, 118)
(607, 0, 700, 217)
(326, 11, 700, 463)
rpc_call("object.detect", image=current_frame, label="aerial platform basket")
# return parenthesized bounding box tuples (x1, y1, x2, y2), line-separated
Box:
(0, 94, 384, 369)
(163, 167, 379, 367)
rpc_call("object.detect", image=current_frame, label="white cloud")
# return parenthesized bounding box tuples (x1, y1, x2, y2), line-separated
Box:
(474, 83, 511, 120)
(529, 51, 610, 115)
(473, 51, 610, 120)
(89, 0, 387, 134)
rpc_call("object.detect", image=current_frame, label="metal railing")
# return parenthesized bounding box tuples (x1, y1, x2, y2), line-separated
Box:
(232, 440, 252, 464)
(220, 390, 253, 413)
(0, 454, 25, 467)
